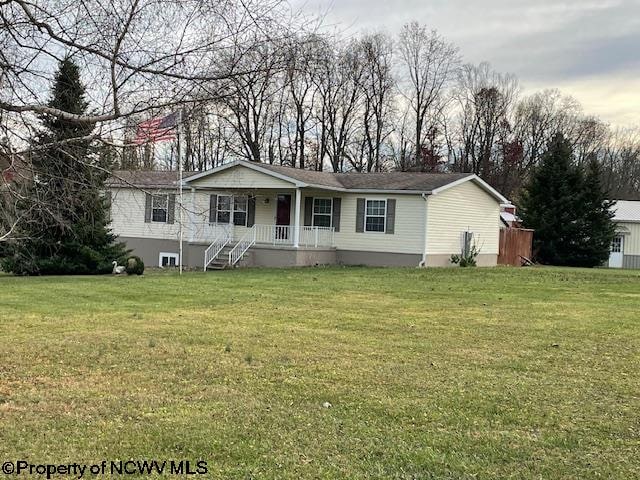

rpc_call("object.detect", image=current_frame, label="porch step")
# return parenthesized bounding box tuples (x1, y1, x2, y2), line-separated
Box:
(206, 245, 234, 270)
(206, 262, 229, 270)
(205, 247, 252, 270)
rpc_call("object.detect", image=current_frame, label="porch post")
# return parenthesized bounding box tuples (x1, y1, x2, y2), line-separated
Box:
(293, 187, 301, 248)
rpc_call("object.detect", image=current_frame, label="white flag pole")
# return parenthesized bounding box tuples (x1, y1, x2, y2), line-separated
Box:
(178, 109, 184, 276)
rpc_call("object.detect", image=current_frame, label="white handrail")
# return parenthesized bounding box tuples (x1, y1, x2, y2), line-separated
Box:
(299, 226, 335, 247)
(228, 225, 256, 266)
(203, 227, 232, 270)
(252, 224, 335, 248)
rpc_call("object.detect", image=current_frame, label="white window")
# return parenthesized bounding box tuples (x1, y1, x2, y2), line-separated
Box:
(313, 198, 332, 228)
(611, 236, 623, 253)
(365, 199, 386, 232)
(216, 195, 248, 226)
(159, 252, 179, 267)
(217, 195, 232, 224)
(152, 195, 168, 223)
(233, 196, 248, 226)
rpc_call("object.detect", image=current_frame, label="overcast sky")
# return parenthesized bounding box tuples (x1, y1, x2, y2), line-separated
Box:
(294, 0, 640, 126)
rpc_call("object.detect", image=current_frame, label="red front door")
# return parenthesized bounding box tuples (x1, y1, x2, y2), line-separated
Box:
(276, 194, 291, 239)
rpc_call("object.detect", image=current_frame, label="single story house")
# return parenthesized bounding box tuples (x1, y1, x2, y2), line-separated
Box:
(609, 200, 640, 269)
(106, 160, 509, 269)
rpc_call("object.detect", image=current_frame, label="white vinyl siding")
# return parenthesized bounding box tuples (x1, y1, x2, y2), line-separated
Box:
(426, 180, 501, 256)
(299, 190, 424, 254)
(187, 164, 296, 189)
(618, 222, 640, 255)
(110, 187, 282, 243)
(110, 188, 183, 239)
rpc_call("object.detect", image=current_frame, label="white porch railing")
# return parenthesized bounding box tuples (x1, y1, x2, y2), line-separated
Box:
(253, 224, 334, 248)
(229, 225, 256, 266)
(300, 226, 335, 248)
(203, 226, 232, 269)
(254, 224, 294, 245)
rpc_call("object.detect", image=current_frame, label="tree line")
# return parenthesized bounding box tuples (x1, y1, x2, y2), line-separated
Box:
(1, 0, 638, 255)
(110, 23, 639, 202)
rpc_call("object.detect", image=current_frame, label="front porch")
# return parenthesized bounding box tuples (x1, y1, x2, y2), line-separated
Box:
(190, 223, 335, 249)
(185, 188, 335, 269)
(181, 166, 341, 269)
(200, 223, 335, 270)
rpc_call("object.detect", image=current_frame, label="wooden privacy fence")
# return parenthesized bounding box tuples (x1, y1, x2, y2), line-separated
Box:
(498, 228, 534, 266)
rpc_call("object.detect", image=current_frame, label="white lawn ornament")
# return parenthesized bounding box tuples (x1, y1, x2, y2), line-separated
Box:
(112, 261, 126, 275)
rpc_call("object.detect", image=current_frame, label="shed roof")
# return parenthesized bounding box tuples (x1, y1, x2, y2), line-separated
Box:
(612, 200, 640, 223)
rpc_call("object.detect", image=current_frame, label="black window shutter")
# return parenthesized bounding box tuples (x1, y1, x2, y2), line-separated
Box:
(247, 196, 256, 227)
(144, 193, 152, 223)
(167, 194, 176, 224)
(304, 197, 313, 226)
(356, 198, 365, 232)
(385, 198, 396, 234)
(209, 194, 217, 224)
(332, 197, 341, 232)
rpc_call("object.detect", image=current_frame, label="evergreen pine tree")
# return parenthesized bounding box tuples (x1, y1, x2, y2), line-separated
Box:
(1, 58, 128, 275)
(573, 158, 616, 267)
(520, 133, 584, 266)
(521, 134, 616, 267)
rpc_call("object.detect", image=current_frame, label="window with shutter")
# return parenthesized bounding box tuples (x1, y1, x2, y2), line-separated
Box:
(312, 198, 332, 227)
(365, 199, 386, 232)
(151, 195, 169, 223)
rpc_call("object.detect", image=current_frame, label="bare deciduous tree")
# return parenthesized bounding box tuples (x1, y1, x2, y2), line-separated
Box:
(448, 63, 519, 186)
(356, 33, 395, 172)
(315, 40, 367, 172)
(397, 22, 459, 169)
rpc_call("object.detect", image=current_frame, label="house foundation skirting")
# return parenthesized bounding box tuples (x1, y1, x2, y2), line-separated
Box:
(118, 237, 499, 269)
(118, 237, 336, 268)
(118, 237, 202, 268)
(249, 246, 336, 267)
(336, 250, 423, 267)
(622, 255, 640, 269)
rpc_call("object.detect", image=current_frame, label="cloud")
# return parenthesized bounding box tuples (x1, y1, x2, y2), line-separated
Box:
(293, 0, 640, 125)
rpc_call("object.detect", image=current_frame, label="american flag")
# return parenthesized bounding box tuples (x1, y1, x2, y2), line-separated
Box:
(134, 111, 180, 145)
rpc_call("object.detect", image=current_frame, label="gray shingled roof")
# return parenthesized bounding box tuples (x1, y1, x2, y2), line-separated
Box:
(337, 172, 472, 191)
(254, 163, 345, 188)
(106, 170, 196, 188)
(255, 163, 473, 191)
(108, 162, 475, 192)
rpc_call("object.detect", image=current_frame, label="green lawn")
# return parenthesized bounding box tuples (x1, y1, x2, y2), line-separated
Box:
(1, 267, 639, 479)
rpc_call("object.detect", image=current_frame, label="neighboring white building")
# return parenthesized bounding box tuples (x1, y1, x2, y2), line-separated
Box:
(609, 200, 640, 269)
(107, 160, 509, 269)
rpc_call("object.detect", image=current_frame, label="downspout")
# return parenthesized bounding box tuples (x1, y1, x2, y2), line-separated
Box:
(189, 187, 196, 243)
(419, 193, 429, 267)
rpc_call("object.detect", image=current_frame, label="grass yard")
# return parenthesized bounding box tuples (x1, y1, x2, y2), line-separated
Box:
(1, 267, 639, 479)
